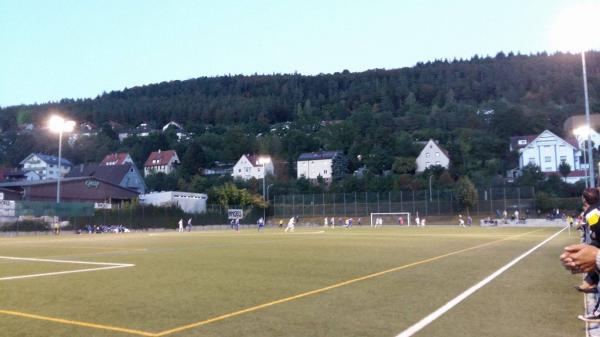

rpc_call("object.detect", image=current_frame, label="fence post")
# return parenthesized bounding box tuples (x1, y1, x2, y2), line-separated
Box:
(312, 194, 315, 218)
(425, 190, 428, 216)
(377, 192, 380, 213)
(437, 189, 440, 215)
(292, 195, 295, 217)
(503, 187, 507, 211)
(400, 190, 403, 212)
(365, 191, 368, 216)
(388, 191, 391, 213)
(354, 192, 358, 216)
(323, 193, 325, 216)
(333, 193, 336, 217)
(412, 191, 415, 213)
(517, 187, 521, 211)
(490, 187, 493, 215)
(344, 193, 347, 216)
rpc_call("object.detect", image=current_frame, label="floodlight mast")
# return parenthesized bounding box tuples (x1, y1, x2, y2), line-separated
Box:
(48, 115, 75, 203)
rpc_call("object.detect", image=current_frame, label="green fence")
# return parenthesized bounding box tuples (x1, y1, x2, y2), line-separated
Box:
(272, 186, 576, 218)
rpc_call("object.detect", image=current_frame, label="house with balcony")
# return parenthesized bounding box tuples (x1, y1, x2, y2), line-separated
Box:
(232, 154, 274, 181)
(297, 151, 346, 182)
(509, 130, 585, 183)
(19, 153, 73, 181)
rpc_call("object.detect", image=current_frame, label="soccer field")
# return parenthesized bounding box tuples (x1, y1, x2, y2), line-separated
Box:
(0, 226, 585, 337)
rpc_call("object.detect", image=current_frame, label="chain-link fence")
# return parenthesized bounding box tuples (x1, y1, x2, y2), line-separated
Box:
(272, 186, 572, 218)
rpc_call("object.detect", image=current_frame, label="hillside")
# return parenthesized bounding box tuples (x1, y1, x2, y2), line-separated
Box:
(0, 51, 598, 191)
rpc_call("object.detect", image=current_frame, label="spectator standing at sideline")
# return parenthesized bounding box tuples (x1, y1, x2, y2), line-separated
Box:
(187, 218, 192, 232)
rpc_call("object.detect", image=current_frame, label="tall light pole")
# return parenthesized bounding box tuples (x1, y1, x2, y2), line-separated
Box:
(582, 51, 595, 187)
(574, 126, 590, 188)
(258, 157, 271, 223)
(48, 115, 75, 203)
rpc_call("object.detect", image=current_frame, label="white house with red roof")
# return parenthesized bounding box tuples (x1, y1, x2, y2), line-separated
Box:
(510, 130, 585, 183)
(232, 154, 274, 181)
(100, 153, 134, 166)
(144, 150, 180, 177)
(415, 139, 450, 172)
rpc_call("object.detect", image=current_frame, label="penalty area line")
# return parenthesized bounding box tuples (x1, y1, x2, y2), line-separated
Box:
(395, 226, 568, 337)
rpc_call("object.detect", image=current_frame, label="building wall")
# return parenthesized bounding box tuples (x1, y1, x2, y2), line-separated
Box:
(139, 191, 207, 214)
(519, 131, 580, 172)
(22, 155, 71, 180)
(232, 156, 274, 180)
(416, 140, 450, 172)
(297, 159, 333, 180)
(119, 168, 146, 194)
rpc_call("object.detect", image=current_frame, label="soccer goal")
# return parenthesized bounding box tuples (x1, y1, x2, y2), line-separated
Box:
(370, 212, 411, 227)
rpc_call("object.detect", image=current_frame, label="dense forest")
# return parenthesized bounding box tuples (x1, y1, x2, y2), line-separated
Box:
(0, 51, 598, 199)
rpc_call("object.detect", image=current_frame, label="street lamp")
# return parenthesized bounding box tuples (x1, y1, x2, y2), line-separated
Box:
(551, 3, 600, 186)
(257, 157, 271, 223)
(48, 115, 75, 203)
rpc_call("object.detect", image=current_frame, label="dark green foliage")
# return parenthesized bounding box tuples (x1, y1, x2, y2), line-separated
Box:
(0, 52, 598, 196)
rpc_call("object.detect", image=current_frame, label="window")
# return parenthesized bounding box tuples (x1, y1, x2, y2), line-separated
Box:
(324, 170, 328, 174)
(518, 139, 527, 145)
(425, 162, 431, 167)
(426, 153, 430, 158)
(435, 161, 440, 165)
(544, 156, 551, 163)
(545, 167, 552, 171)
(435, 152, 440, 157)
(528, 158, 535, 164)
(560, 156, 567, 163)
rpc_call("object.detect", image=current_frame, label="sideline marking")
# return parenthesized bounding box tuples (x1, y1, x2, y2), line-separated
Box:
(0, 256, 134, 281)
(0, 310, 155, 337)
(395, 226, 567, 337)
(154, 229, 542, 336)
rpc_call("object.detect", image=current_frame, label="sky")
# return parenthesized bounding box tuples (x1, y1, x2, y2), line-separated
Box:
(1, 0, 599, 107)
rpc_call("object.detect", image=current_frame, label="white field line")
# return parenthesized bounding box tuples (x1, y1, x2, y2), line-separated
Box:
(396, 226, 567, 337)
(0, 256, 134, 282)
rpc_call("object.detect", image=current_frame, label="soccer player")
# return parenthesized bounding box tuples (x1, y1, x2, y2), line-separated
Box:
(415, 214, 421, 227)
(458, 214, 465, 227)
(187, 218, 192, 232)
(178, 218, 184, 232)
(324, 217, 328, 227)
(284, 216, 295, 232)
(257, 217, 265, 231)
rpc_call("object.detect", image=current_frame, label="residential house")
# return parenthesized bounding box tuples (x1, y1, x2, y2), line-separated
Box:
(144, 150, 180, 177)
(68, 122, 98, 145)
(162, 121, 192, 142)
(19, 153, 73, 181)
(232, 154, 274, 181)
(100, 153, 134, 166)
(67, 163, 147, 194)
(118, 122, 158, 141)
(415, 139, 450, 172)
(510, 130, 585, 183)
(297, 151, 347, 182)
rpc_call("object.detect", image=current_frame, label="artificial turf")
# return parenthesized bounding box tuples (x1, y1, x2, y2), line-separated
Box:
(0, 226, 584, 337)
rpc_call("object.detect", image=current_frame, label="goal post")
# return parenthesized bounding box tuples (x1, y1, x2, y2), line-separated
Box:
(370, 212, 411, 227)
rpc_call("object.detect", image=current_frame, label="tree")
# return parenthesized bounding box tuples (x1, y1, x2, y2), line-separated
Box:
(517, 164, 545, 187)
(534, 191, 557, 213)
(145, 172, 179, 192)
(391, 157, 416, 175)
(210, 183, 266, 209)
(558, 161, 571, 182)
(454, 176, 477, 214)
(179, 141, 206, 179)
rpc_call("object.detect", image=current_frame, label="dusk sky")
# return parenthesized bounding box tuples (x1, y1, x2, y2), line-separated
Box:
(1, 0, 599, 107)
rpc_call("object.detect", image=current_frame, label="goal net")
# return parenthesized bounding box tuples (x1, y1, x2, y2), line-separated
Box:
(370, 212, 411, 227)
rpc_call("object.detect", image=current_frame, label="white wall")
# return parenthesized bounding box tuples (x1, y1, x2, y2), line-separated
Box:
(297, 159, 332, 180)
(139, 191, 207, 214)
(232, 156, 274, 180)
(519, 131, 580, 172)
(415, 140, 450, 172)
